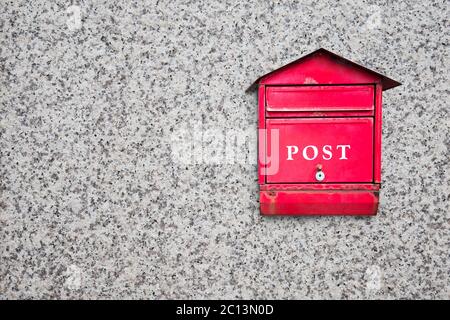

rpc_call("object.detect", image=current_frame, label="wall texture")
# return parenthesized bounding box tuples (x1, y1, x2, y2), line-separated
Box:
(0, 0, 448, 299)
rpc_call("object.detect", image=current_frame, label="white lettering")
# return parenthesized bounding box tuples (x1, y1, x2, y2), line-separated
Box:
(322, 145, 332, 160)
(336, 145, 351, 160)
(303, 145, 318, 160)
(286, 145, 298, 160)
(177, 304, 210, 318)
(284, 144, 351, 160)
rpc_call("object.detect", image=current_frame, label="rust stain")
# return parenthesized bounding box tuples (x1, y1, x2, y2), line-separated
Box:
(267, 191, 277, 215)
(303, 76, 318, 84)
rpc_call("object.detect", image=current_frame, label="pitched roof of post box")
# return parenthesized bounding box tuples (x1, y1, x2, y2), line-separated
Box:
(246, 48, 401, 92)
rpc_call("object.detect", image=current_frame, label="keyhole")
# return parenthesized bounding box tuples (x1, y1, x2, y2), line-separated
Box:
(315, 164, 325, 181)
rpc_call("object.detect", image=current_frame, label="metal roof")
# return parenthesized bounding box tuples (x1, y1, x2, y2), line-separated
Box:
(246, 48, 401, 92)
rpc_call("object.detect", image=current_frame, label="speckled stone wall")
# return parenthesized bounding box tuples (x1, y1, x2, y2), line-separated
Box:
(0, 0, 448, 299)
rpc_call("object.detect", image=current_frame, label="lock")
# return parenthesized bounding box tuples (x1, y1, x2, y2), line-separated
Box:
(315, 171, 325, 181)
(315, 164, 325, 181)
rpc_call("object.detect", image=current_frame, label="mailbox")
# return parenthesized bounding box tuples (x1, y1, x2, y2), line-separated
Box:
(248, 48, 401, 215)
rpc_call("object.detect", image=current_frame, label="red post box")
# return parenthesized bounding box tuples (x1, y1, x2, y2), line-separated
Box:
(248, 48, 401, 215)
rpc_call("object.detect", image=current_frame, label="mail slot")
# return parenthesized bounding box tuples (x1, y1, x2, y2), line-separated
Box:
(266, 85, 375, 117)
(248, 48, 401, 215)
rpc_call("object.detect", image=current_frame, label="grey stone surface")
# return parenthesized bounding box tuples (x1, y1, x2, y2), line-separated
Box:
(0, 0, 448, 299)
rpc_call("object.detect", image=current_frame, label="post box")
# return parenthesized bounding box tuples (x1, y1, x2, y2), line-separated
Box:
(248, 48, 401, 215)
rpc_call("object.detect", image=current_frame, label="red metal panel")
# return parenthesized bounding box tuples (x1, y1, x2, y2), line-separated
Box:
(266, 85, 374, 112)
(266, 118, 374, 183)
(247, 48, 401, 92)
(259, 51, 380, 87)
(267, 110, 374, 118)
(260, 183, 380, 191)
(374, 84, 383, 183)
(260, 190, 379, 215)
(258, 85, 265, 184)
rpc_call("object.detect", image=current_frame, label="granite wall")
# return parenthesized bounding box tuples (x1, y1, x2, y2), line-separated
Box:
(0, 0, 448, 299)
